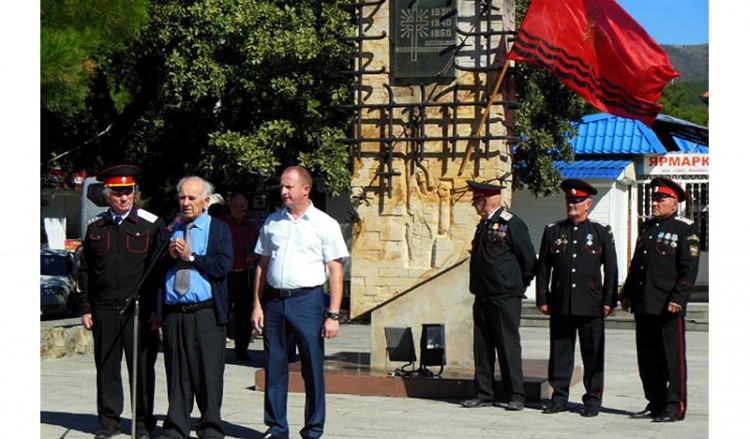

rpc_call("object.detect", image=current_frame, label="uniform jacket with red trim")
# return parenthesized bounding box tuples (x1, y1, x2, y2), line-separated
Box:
(77, 208, 163, 315)
(622, 213, 701, 316)
(535, 218, 618, 316)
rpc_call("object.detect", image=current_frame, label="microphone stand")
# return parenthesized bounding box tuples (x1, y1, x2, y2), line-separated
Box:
(118, 228, 172, 439)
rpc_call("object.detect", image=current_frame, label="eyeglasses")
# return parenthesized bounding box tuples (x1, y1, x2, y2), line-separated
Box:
(471, 196, 486, 204)
(111, 187, 134, 197)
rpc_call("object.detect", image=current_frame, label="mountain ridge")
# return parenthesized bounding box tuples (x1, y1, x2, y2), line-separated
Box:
(663, 44, 708, 83)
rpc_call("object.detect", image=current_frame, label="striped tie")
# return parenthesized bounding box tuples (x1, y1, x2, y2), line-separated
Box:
(174, 223, 193, 295)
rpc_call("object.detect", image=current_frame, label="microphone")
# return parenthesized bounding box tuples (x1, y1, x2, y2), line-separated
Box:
(166, 214, 185, 234)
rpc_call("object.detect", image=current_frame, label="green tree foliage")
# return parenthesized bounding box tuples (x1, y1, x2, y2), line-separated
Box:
(510, 0, 587, 197)
(659, 80, 709, 126)
(40, 0, 150, 116)
(41, 0, 355, 212)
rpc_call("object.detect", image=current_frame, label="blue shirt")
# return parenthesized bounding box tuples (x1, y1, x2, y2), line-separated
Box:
(164, 212, 213, 304)
(109, 208, 132, 223)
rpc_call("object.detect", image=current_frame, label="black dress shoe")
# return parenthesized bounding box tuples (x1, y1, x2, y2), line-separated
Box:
(260, 431, 282, 439)
(542, 402, 568, 414)
(653, 412, 680, 423)
(505, 400, 524, 411)
(580, 406, 600, 417)
(629, 408, 656, 419)
(94, 426, 120, 439)
(461, 398, 492, 408)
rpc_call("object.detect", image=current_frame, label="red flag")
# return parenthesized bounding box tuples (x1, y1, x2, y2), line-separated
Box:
(508, 0, 679, 126)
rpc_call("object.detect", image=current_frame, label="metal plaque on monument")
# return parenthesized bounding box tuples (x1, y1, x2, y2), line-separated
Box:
(392, 0, 457, 79)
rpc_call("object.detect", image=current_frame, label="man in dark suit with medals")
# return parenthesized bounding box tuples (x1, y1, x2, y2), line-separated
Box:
(460, 181, 536, 411)
(536, 179, 618, 417)
(621, 177, 701, 423)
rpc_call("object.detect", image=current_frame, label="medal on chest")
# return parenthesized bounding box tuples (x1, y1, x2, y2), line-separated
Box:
(487, 222, 507, 242)
(586, 233, 594, 247)
(555, 230, 569, 247)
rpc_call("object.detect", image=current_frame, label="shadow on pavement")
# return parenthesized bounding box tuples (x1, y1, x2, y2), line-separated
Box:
(41, 411, 99, 436)
(225, 348, 265, 368)
(41, 411, 263, 439)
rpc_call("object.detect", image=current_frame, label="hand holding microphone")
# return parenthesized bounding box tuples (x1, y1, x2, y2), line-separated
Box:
(166, 215, 187, 259)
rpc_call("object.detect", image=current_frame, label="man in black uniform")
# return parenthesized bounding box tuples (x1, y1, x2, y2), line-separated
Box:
(77, 164, 163, 439)
(461, 181, 536, 411)
(536, 179, 618, 417)
(621, 177, 701, 423)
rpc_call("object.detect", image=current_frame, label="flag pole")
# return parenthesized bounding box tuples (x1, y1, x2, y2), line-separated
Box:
(458, 58, 512, 175)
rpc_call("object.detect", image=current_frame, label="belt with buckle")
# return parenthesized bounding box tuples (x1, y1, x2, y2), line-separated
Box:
(269, 286, 320, 298)
(164, 299, 214, 313)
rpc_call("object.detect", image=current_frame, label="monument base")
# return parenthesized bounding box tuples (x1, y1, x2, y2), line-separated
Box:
(254, 356, 581, 402)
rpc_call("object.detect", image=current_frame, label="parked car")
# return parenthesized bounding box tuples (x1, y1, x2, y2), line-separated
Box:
(40, 248, 79, 318)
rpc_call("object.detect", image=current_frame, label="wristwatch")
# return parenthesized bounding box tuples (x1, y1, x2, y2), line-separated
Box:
(326, 310, 341, 321)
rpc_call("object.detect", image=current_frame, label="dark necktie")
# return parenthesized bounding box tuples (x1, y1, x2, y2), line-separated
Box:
(174, 223, 194, 295)
(115, 215, 123, 225)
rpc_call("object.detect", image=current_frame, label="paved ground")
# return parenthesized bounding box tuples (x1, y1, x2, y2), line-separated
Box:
(41, 323, 712, 439)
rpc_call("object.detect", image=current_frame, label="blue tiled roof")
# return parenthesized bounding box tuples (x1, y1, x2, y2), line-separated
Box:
(673, 137, 709, 153)
(570, 113, 668, 155)
(554, 159, 633, 179)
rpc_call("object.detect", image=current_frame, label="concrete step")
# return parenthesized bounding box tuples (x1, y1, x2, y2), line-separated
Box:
(521, 302, 709, 332)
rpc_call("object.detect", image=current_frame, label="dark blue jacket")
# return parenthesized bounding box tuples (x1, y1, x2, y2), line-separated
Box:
(155, 215, 233, 324)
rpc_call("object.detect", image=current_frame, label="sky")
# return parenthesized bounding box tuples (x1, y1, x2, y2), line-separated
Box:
(615, 0, 708, 45)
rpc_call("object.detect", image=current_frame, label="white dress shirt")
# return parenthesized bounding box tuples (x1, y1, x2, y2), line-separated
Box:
(255, 202, 349, 289)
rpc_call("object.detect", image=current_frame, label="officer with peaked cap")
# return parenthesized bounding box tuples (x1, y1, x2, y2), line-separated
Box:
(77, 164, 163, 439)
(460, 180, 536, 411)
(536, 178, 618, 417)
(621, 176, 700, 422)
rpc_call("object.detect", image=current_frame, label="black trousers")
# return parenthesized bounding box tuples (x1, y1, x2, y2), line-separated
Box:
(547, 315, 605, 408)
(227, 269, 253, 353)
(634, 313, 688, 418)
(472, 295, 525, 403)
(161, 307, 226, 439)
(92, 306, 158, 433)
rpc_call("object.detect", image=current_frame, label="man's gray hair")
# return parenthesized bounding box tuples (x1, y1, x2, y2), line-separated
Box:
(177, 176, 214, 198)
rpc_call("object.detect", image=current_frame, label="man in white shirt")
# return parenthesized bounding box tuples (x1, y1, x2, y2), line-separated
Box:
(252, 166, 349, 439)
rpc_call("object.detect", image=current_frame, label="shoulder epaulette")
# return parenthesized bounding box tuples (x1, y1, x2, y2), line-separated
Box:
(499, 210, 514, 221)
(87, 212, 107, 226)
(676, 216, 694, 225)
(137, 208, 158, 223)
(546, 219, 564, 228)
